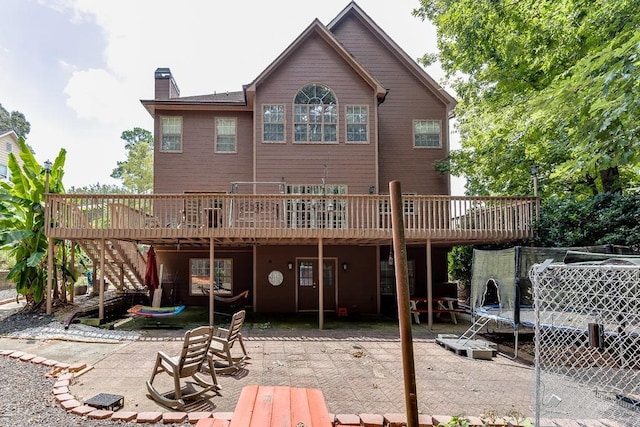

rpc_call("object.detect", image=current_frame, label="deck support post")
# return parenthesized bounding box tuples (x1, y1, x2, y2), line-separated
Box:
(46, 237, 54, 314)
(318, 237, 324, 330)
(99, 239, 105, 320)
(389, 180, 419, 427)
(427, 239, 433, 329)
(69, 242, 75, 303)
(209, 238, 215, 327)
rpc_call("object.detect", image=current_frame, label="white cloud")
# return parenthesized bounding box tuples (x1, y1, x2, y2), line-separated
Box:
(64, 68, 138, 125)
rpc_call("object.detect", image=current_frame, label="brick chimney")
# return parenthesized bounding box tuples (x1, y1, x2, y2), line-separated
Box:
(154, 67, 180, 100)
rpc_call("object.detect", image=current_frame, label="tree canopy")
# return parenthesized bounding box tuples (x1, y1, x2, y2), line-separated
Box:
(0, 103, 31, 140)
(111, 127, 154, 194)
(415, 0, 640, 197)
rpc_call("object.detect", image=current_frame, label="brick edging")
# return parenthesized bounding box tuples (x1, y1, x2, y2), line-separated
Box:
(6, 348, 593, 426)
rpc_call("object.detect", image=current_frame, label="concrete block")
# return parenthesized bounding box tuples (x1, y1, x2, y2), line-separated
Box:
(335, 413, 361, 425)
(60, 399, 81, 410)
(136, 411, 163, 423)
(70, 405, 96, 416)
(188, 411, 213, 423)
(110, 411, 138, 422)
(384, 413, 407, 427)
(360, 413, 384, 426)
(163, 411, 187, 423)
(88, 409, 113, 420)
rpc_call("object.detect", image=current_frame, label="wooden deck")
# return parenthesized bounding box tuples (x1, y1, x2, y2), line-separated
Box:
(45, 193, 537, 246)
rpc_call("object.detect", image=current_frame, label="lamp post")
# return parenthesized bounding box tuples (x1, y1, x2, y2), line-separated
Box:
(531, 164, 539, 198)
(44, 160, 52, 193)
(44, 160, 53, 315)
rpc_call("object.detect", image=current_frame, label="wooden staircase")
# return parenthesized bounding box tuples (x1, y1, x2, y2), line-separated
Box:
(77, 239, 147, 293)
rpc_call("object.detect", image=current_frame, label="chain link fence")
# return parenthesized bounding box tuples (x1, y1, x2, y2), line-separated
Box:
(530, 262, 640, 426)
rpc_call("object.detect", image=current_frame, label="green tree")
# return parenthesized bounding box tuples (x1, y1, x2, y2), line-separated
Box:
(532, 193, 640, 250)
(415, 0, 640, 197)
(0, 138, 71, 309)
(111, 127, 153, 193)
(0, 103, 31, 140)
(67, 182, 127, 194)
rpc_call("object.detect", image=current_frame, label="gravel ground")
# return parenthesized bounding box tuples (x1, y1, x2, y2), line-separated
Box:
(0, 288, 193, 426)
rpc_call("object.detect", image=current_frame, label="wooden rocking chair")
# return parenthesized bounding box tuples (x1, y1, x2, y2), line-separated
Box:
(146, 326, 221, 409)
(208, 309, 250, 373)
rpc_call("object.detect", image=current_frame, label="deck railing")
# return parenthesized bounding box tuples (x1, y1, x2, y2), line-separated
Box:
(45, 193, 538, 242)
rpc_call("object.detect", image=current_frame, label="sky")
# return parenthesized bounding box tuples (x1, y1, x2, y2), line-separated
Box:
(0, 0, 463, 193)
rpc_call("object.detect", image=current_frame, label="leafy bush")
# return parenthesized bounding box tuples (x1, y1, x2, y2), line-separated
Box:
(533, 193, 640, 250)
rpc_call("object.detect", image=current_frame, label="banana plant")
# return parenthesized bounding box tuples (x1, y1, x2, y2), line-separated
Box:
(0, 137, 70, 308)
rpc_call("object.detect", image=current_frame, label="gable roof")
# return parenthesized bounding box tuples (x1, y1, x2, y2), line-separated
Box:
(0, 129, 19, 141)
(141, 2, 453, 114)
(244, 18, 387, 104)
(328, 1, 456, 111)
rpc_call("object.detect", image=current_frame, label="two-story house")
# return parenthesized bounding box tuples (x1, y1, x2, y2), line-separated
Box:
(0, 129, 21, 181)
(45, 2, 536, 325)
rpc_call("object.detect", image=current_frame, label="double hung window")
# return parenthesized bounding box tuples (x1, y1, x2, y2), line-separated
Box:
(216, 118, 237, 153)
(346, 105, 368, 142)
(263, 105, 285, 142)
(161, 116, 182, 152)
(413, 120, 441, 148)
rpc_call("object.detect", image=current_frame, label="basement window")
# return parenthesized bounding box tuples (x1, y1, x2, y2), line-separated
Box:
(189, 258, 232, 296)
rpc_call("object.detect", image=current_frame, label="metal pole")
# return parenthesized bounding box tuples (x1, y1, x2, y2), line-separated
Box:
(389, 180, 419, 427)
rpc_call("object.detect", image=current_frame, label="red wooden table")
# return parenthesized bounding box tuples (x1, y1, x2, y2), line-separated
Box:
(197, 385, 332, 427)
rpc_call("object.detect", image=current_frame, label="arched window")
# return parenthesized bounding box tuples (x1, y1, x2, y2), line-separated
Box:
(294, 84, 337, 143)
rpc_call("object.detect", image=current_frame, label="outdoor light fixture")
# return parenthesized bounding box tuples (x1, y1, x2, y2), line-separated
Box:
(388, 246, 394, 266)
(288, 261, 293, 271)
(369, 185, 375, 194)
(342, 262, 348, 272)
(43, 159, 52, 194)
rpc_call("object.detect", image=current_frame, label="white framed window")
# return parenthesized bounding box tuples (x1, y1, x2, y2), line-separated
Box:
(294, 84, 337, 143)
(0, 164, 7, 179)
(189, 258, 233, 296)
(161, 116, 182, 152)
(285, 184, 347, 229)
(346, 105, 368, 142)
(380, 259, 415, 295)
(216, 118, 237, 153)
(263, 105, 285, 142)
(413, 120, 441, 148)
(6, 142, 12, 152)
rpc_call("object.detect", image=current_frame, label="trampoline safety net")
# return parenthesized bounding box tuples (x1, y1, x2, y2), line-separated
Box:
(530, 262, 640, 426)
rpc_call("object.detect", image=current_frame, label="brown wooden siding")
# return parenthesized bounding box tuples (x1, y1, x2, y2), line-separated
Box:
(154, 110, 253, 194)
(254, 33, 378, 194)
(332, 16, 450, 195)
(255, 245, 378, 313)
(154, 247, 253, 307)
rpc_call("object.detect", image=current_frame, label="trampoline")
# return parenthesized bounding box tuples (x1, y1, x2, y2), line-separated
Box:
(469, 245, 640, 358)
